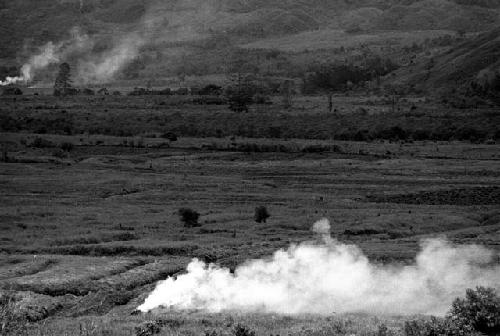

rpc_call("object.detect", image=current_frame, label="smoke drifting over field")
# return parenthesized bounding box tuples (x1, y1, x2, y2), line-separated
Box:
(138, 219, 500, 316)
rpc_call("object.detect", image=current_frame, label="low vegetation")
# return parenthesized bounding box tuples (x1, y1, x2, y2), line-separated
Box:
(254, 206, 270, 223)
(405, 287, 500, 336)
(178, 208, 201, 228)
(1, 95, 498, 142)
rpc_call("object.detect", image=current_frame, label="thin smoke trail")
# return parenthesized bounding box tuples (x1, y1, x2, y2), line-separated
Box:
(138, 219, 500, 316)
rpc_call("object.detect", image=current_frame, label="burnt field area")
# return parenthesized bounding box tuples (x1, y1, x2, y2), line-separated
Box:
(1, 95, 500, 335)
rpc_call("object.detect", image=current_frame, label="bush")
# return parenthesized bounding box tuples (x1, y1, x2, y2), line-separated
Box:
(405, 287, 499, 336)
(225, 77, 256, 112)
(52, 148, 67, 158)
(60, 142, 74, 152)
(1, 87, 23, 96)
(403, 316, 476, 336)
(31, 137, 55, 148)
(233, 324, 256, 336)
(135, 320, 163, 336)
(456, 127, 486, 142)
(0, 293, 27, 336)
(254, 206, 270, 223)
(161, 132, 178, 141)
(178, 208, 200, 227)
(449, 287, 500, 335)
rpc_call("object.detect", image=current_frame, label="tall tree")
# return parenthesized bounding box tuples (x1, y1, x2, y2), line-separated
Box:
(280, 79, 294, 109)
(307, 63, 369, 112)
(225, 51, 258, 112)
(53, 62, 73, 96)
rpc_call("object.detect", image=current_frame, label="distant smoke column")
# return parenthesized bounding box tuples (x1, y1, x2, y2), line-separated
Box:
(0, 42, 61, 86)
(0, 27, 92, 86)
(76, 33, 145, 84)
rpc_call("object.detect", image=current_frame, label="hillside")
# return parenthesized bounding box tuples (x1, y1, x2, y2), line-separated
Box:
(1, 0, 498, 57)
(0, 0, 499, 86)
(389, 27, 500, 92)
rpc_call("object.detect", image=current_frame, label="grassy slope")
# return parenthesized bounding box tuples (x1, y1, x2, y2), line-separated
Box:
(389, 27, 500, 90)
(1, 1, 499, 65)
(241, 29, 456, 52)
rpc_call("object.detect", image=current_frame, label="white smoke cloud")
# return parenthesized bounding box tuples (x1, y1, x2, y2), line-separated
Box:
(312, 217, 332, 236)
(138, 219, 500, 316)
(0, 42, 58, 86)
(0, 28, 93, 86)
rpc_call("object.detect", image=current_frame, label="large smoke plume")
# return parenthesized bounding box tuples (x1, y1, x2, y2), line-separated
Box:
(138, 219, 499, 316)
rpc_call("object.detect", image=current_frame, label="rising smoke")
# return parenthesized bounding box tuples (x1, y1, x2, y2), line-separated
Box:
(138, 218, 500, 316)
(1, 0, 216, 86)
(0, 28, 93, 86)
(0, 6, 157, 86)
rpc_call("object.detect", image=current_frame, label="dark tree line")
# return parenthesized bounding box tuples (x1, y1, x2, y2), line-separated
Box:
(304, 58, 398, 112)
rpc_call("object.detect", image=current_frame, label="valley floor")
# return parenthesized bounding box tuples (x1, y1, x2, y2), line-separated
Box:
(0, 95, 499, 335)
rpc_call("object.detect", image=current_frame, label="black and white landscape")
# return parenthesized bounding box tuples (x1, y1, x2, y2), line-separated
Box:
(0, 1, 499, 335)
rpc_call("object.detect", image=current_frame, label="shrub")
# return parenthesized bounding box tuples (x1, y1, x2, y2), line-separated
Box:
(225, 76, 256, 112)
(0, 293, 27, 336)
(52, 148, 67, 158)
(412, 129, 431, 141)
(178, 208, 200, 227)
(31, 137, 55, 148)
(233, 324, 256, 336)
(403, 316, 476, 336)
(1, 87, 23, 95)
(254, 206, 270, 223)
(405, 287, 499, 336)
(456, 127, 486, 142)
(161, 132, 178, 141)
(135, 320, 163, 336)
(449, 287, 500, 335)
(60, 142, 74, 152)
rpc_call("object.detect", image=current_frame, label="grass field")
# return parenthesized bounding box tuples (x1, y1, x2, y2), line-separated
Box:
(1, 94, 499, 335)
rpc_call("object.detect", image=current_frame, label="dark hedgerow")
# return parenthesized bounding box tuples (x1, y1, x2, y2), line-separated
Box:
(254, 206, 270, 223)
(178, 208, 200, 227)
